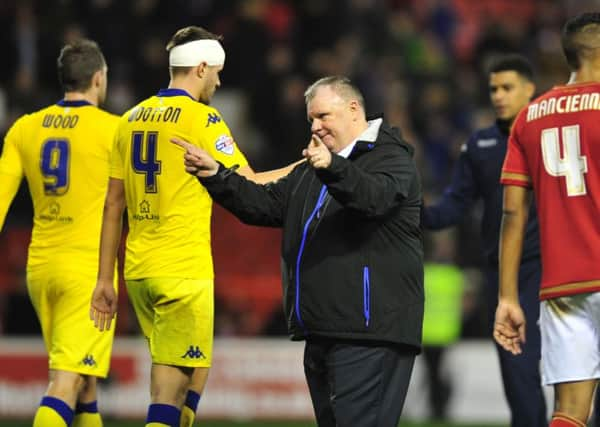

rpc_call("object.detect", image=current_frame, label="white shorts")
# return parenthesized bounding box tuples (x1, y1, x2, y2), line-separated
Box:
(540, 292, 600, 385)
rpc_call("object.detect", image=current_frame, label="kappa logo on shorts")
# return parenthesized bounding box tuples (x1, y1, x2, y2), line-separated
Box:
(206, 112, 221, 127)
(80, 354, 97, 367)
(215, 135, 235, 155)
(181, 345, 206, 359)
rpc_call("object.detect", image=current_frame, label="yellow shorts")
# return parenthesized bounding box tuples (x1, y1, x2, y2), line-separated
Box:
(27, 269, 117, 378)
(126, 278, 214, 368)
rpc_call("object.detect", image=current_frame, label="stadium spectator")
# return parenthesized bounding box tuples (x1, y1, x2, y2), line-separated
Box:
(172, 75, 424, 427)
(89, 25, 296, 427)
(421, 53, 549, 426)
(0, 39, 117, 427)
(495, 12, 600, 427)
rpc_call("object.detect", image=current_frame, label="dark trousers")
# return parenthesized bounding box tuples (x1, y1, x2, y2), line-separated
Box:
(486, 259, 547, 427)
(592, 391, 600, 426)
(303, 338, 416, 427)
(422, 346, 451, 419)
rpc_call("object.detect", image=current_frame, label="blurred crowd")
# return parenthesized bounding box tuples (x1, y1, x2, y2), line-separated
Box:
(0, 0, 595, 338)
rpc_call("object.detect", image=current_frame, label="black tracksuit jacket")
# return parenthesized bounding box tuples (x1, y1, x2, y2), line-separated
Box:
(201, 120, 424, 351)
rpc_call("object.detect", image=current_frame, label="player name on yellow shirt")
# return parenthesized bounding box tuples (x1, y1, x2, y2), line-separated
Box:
(42, 114, 79, 129)
(128, 106, 181, 123)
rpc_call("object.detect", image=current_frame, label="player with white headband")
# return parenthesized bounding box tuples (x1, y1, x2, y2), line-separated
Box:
(91, 26, 300, 427)
(168, 39, 226, 67)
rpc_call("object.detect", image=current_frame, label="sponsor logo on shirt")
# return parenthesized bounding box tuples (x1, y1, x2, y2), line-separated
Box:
(49, 202, 60, 215)
(477, 138, 497, 148)
(132, 200, 160, 221)
(140, 200, 150, 213)
(215, 135, 235, 155)
(39, 201, 74, 223)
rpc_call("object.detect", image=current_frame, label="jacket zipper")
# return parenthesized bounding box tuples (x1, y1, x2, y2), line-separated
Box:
(294, 185, 328, 332)
(363, 266, 371, 327)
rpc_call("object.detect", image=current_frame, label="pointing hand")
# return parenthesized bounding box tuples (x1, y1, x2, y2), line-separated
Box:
(171, 137, 219, 177)
(303, 135, 332, 169)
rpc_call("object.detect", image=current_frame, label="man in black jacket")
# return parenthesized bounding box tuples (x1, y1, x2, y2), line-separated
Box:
(172, 76, 424, 427)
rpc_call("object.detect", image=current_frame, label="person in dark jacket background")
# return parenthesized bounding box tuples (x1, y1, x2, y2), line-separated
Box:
(172, 76, 424, 427)
(421, 54, 549, 427)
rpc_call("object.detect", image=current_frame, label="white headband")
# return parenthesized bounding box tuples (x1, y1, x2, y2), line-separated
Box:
(169, 39, 225, 67)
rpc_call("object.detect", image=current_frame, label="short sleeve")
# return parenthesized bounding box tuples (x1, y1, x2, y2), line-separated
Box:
(109, 127, 124, 179)
(501, 114, 531, 187)
(198, 109, 249, 169)
(0, 117, 26, 230)
(0, 117, 25, 178)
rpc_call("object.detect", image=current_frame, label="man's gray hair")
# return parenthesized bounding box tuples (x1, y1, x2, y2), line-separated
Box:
(304, 76, 365, 110)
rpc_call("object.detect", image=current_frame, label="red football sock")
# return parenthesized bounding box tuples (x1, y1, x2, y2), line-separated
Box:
(550, 412, 586, 427)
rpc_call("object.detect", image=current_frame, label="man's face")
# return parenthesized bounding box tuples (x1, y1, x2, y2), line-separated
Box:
(199, 64, 222, 105)
(307, 86, 355, 153)
(489, 71, 534, 121)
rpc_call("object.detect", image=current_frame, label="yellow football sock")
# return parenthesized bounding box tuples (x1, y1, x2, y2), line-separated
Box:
(180, 390, 201, 427)
(33, 396, 73, 427)
(73, 411, 102, 427)
(179, 405, 195, 427)
(73, 401, 102, 427)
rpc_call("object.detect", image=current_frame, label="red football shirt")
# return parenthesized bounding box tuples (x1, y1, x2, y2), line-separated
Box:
(501, 82, 600, 300)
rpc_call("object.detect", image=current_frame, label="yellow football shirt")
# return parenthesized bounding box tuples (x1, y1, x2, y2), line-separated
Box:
(111, 88, 249, 280)
(0, 100, 119, 274)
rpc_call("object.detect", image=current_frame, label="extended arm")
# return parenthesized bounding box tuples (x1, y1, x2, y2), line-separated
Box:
(90, 178, 125, 331)
(493, 184, 531, 354)
(238, 159, 305, 184)
(171, 139, 286, 226)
